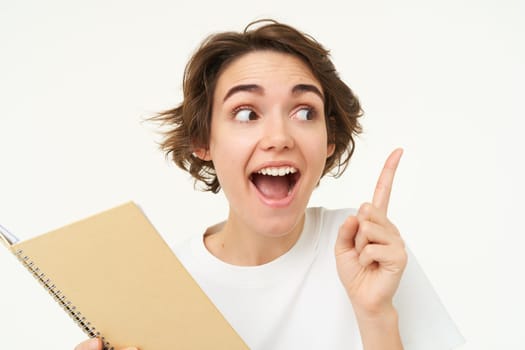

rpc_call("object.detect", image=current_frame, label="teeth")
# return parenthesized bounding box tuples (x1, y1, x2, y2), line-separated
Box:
(257, 166, 297, 176)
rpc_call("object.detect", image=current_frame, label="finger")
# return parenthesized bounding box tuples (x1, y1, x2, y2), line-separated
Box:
(74, 338, 102, 350)
(357, 202, 389, 227)
(354, 220, 398, 253)
(358, 244, 408, 271)
(372, 148, 403, 215)
(335, 215, 359, 255)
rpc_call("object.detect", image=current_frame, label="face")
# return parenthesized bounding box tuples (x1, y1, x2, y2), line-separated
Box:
(196, 51, 334, 239)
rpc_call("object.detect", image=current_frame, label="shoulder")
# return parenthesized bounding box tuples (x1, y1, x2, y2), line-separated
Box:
(305, 207, 356, 248)
(172, 232, 203, 269)
(306, 207, 356, 229)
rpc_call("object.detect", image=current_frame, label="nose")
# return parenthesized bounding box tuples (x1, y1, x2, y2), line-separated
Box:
(259, 115, 294, 151)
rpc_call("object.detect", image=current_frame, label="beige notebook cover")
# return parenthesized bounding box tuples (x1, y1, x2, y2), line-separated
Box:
(1, 202, 248, 350)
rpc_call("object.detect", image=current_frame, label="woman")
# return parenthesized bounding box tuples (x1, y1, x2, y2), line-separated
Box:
(76, 19, 462, 350)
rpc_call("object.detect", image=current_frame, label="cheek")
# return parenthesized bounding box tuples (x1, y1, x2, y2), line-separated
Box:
(303, 127, 330, 153)
(210, 129, 255, 157)
(302, 129, 331, 175)
(208, 128, 256, 175)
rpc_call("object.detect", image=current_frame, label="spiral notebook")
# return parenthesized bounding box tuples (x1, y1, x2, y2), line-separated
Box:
(0, 202, 248, 350)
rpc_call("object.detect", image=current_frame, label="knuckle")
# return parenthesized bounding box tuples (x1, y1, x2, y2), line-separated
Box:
(362, 244, 376, 256)
(398, 236, 406, 248)
(397, 248, 408, 266)
(390, 222, 400, 234)
(358, 202, 373, 218)
(390, 233, 404, 246)
(343, 215, 355, 226)
(354, 232, 366, 251)
(359, 221, 371, 234)
(338, 220, 348, 232)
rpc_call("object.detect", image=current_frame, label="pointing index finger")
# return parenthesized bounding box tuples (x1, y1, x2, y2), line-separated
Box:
(372, 148, 403, 215)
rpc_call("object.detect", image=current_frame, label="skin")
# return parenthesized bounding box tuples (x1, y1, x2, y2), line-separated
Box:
(336, 148, 406, 349)
(197, 51, 335, 266)
(74, 338, 135, 350)
(75, 51, 406, 350)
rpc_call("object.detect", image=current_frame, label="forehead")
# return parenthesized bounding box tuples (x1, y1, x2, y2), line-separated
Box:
(214, 51, 322, 97)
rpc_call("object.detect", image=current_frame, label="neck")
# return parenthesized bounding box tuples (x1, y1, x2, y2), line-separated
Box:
(204, 212, 305, 266)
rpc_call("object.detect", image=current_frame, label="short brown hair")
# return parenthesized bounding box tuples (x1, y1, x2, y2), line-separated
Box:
(154, 19, 362, 193)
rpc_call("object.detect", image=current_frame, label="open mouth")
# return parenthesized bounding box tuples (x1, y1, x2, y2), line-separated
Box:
(249, 166, 300, 200)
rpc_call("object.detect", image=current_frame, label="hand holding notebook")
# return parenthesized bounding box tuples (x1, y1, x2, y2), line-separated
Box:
(75, 338, 137, 350)
(1, 202, 248, 350)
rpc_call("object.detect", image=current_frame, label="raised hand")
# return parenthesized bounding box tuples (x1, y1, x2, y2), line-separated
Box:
(335, 148, 407, 315)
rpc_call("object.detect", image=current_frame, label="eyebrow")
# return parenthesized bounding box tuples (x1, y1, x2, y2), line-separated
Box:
(223, 84, 262, 102)
(222, 83, 324, 102)
(292, 84, 324, 100)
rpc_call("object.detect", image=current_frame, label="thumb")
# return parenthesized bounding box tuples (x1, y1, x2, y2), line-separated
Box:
(74, 338, 102, 350)
(335, 215, 359, 255)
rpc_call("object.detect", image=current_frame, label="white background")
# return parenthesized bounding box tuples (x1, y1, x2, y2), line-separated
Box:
(0, 0, 523, 349)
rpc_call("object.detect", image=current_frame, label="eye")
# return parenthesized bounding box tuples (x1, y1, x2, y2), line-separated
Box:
(233, 108, 258, 122)
(293, 107, 316, 121)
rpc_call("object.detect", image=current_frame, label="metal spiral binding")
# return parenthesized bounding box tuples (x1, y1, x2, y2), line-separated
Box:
(14, 249, 114, 350)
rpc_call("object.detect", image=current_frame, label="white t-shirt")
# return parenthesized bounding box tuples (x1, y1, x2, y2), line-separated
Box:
(174, 207, 464, 349)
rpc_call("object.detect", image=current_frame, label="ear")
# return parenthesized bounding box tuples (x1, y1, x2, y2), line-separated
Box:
(326, 116, 336, 158)
(327, 143, 335, 158)
(193, 147, 212, 161)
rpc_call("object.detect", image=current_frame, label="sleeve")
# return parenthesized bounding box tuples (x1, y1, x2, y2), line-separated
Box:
(394, 247, 465, 350)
